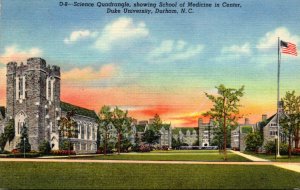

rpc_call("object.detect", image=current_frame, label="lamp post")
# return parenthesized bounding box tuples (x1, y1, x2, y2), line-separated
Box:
(23, 137, 26, 158)
(274, 135, 278, 160)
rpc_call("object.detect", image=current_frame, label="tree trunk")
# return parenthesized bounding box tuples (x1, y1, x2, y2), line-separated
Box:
(294, 128, 299, 148)
(288, 134, 292, 159)
(104, 131, 107, 155)
(118, 131, 121, 155)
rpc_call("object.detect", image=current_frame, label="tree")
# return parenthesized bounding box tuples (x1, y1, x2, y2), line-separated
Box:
(39, 140, 51, 154)
(142, 129, 160, 145)
(59, 111, 78, 154)
(245, 131, 263, 152)
(98, 105, 113, 155)
(0, 133, 6, 152)
(111, 107, 132, 155)
(150, 114, 163, 132)
(203, 84, 244, 160)
(16, 125, 31, 153)
(4, 119, 15, 144)
(281, 91, 300, 158)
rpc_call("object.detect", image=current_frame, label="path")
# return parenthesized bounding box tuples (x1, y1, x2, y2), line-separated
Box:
(230, 150, 300, 173)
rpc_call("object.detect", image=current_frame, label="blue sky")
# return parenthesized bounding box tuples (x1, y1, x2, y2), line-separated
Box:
(1, 0, 300, 126)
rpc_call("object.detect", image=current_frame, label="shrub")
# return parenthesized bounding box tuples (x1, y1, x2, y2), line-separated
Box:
(157, 145, 169, 151)
(245, 132, 263, 152)
(292, 148, 300, 155)
(51, 150, 76, 155)
(39, 140, 51, 155)
(132, 144, 152, 152)
(11, 149, 20, 154)
(264, 141, 288, 155)
(59, 140, 73, 150)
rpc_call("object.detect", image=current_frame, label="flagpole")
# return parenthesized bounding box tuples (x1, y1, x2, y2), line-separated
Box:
(276, 37, 281, 157)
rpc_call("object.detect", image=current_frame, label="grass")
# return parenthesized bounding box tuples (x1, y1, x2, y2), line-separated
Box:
(72, 150, 250, 162)
(0, 162, 300, 189)
(244, 151, 300, 162)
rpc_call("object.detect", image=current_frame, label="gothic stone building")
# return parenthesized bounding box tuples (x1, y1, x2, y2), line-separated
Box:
(2, 57, 98, 153)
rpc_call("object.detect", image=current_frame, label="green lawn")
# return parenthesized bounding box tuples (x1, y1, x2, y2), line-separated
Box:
(72, 150, 249, 162)
(244, 152, 300, 162)
(0, 162, 299, 189)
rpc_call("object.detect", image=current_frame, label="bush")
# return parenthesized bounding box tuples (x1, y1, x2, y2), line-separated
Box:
(39, 140, 51, 155)
(245, 132, 263, 152)
(264, 141, 288, 155)
(51, 150, 76, 155)
(59, 140, 73, 150)
(7, 152, 41, 158)
(292, 148, 300, 155)
(132, 144, 152, 152)
(156, 145, 169, 151)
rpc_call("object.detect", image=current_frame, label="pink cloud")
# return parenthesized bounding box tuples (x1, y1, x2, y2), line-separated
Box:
(0, 45, 42, 65)
(61, 64, 119, 81)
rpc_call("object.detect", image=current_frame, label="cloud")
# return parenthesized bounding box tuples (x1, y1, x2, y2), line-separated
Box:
(257, 27, 300, 50)
(64, 30, 98, 44)
(61, 64, 119, 81)
(221, 43, 251, 56)
(94, 17, 149, 51)
(148, 40, 204, 63)
(0, 45, 43, 65)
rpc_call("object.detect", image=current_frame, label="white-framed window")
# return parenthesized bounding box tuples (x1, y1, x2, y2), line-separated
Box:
(46, 77, 55, 101)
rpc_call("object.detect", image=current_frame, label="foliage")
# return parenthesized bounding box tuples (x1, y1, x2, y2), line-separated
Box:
(59, 111, 78, 139)
(133, 144, 152, 152)
(245, 131, 263, 152)
(280, 91, 300, 158)
(16, 125, 31, 153)
(51, 150, 76, 155)
(142, 129, 160, 145)
(203, 84, 244, 160)
(4, 119, 15, 143)
(210, 126, 231, 148)
(241, 126, 253, 134)
(59, 139, 73, 150)
(0, 133, 6, 151)
(39, 140, 51, 155)
(98, 105, 113, 155)
(264, 141, 289, 155)
(111, 107, 132, 154)
(292, 148, 300, 155)
(150, 114, 163, 132)
(119, 138, 133, 152)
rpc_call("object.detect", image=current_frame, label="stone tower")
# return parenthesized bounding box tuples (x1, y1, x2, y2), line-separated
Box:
(6, 58, 61, 151)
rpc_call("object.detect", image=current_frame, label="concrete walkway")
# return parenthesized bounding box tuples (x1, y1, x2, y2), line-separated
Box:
(230, 150, 300, 173)
(229, 150, 270, 162)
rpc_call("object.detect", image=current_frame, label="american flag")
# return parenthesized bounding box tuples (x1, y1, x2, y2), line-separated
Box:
(281, 40, 297, 56)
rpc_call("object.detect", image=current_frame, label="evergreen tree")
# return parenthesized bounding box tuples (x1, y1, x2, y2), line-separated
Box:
(16, 125, 31, 152)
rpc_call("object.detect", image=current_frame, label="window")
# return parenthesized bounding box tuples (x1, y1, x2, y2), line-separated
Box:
(81, 125, 84, 139)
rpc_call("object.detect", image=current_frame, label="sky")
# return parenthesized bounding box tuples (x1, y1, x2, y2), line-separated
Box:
(0, 0, 300, 127)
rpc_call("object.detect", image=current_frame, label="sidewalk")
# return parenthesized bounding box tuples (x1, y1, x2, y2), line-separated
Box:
(229, 150, 270, 162)
(230, 150, 300, 173)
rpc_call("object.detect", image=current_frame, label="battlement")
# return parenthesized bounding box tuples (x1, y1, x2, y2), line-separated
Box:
(6, 57, 60, 77)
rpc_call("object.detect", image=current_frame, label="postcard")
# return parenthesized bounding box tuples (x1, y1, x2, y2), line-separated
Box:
(0, 0, 300, 189)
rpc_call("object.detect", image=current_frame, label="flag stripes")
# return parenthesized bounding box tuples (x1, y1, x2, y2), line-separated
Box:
(281, 40, 297, 56)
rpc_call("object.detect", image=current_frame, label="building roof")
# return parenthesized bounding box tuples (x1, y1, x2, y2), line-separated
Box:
(61, 102, 98, 120)
(172, 127, 198, 135)
(0, 106, 5, 118)
(259, 114, 276, 128)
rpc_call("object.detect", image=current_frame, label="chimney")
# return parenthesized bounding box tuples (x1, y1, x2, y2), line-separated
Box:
(262, 114, 267, 121)
(244, 118, 250, 125)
